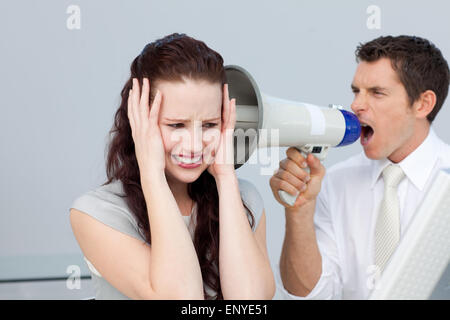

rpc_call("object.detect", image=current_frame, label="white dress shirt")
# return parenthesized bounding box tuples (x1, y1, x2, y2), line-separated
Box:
(276, 127, 450, 299)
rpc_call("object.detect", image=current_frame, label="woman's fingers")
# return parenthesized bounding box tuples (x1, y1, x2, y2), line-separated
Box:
(149, 89, 162, 126)
(127, 89, 136, 135)
(130, 77, 156, 129)
(202, 141, 217, 166)
(128, 77, 163, 133)
(229, 98, 236, 129)
(222, 84, 230, 129)
(222, 83, 236, 131)
(131, 78, 141, 127)
(140, 78, 150, 120)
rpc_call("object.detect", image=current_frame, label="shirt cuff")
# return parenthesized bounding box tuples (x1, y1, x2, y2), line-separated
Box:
(274, 258, 340, 300)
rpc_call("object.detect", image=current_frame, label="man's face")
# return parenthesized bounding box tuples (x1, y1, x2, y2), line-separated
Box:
(351, 58, 417, 162)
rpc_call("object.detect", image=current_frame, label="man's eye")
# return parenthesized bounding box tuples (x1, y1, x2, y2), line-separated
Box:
(168, 123, 184, 128)
(203, 123, 218, 128)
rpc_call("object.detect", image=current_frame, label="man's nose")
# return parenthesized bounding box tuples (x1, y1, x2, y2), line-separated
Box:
(351, 93, 368, 114)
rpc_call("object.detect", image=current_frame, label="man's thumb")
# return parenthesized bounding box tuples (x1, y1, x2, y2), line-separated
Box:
(307, 154, 324, 177)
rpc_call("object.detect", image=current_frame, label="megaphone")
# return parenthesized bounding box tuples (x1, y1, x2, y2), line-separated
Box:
(225, 65, 361, 206)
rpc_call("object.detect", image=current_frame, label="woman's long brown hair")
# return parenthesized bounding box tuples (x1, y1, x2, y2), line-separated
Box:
(103, 33, 254, 299)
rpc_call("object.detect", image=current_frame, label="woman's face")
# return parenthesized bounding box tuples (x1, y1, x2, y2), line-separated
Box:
(156, 78, 222, 184)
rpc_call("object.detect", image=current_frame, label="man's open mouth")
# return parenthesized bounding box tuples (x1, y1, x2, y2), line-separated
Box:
(360, 122, 374, 146)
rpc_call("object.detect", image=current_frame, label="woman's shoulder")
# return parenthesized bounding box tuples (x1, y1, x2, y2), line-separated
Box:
(70, 179, 128, 213)
(70, 179, 146, 242)
(237, 178, 265, 229)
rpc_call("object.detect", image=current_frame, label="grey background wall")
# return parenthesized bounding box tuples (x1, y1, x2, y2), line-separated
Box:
(1, 0, 449, 298)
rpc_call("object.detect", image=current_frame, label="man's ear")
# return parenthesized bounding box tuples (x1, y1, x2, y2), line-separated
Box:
(414, 90, 437, 119)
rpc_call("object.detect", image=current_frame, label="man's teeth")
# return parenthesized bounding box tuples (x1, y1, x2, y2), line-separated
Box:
(174, 155, 202, 164)
(361, 123, 368, 127)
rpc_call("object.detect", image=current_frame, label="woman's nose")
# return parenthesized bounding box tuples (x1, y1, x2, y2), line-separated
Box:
(178, 123, 203, 154)
(191, 125, 203, 153)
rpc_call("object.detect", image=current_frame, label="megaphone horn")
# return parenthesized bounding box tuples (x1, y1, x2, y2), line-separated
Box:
(225, 65, 361, 206)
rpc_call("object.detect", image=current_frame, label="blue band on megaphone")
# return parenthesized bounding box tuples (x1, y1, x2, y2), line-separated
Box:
(337, 110, 361, 147)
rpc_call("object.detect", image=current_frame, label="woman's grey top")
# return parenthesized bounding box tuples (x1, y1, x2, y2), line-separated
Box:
(69, 178, 265, 300)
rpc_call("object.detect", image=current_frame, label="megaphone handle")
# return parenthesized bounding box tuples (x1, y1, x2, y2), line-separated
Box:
(278, 148, 310, 207)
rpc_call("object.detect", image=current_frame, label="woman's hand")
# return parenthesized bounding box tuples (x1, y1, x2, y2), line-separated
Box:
(128, 78, 165, 180)
(207, 84, 236, 180)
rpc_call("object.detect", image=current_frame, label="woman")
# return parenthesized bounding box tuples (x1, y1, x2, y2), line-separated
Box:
(69, 33, 275, 300)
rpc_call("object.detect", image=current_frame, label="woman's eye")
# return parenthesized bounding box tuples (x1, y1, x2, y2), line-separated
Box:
(168, 123, 218, 129)
(168, 123, 184, 128)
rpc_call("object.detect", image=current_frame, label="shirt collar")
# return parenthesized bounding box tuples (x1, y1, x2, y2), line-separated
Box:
(370, 127, 440, 191)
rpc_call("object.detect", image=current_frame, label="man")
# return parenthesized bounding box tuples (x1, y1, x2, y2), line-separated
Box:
(270, 35, 450, 299)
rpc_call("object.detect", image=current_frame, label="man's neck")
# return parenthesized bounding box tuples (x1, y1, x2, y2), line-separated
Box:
(388, 122, 430, 163)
